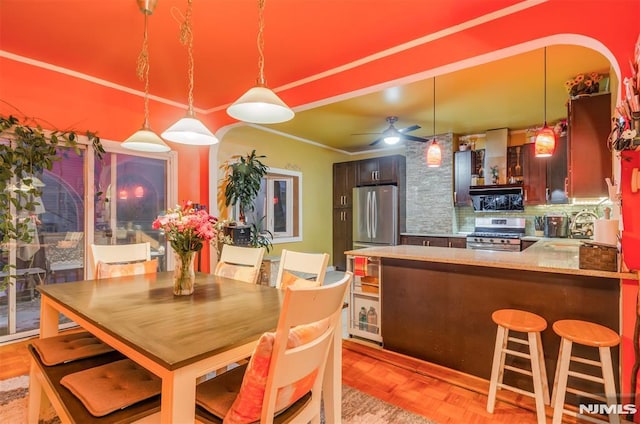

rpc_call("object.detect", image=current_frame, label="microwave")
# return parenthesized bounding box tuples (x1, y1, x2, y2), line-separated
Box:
(469, 185, 524, 212)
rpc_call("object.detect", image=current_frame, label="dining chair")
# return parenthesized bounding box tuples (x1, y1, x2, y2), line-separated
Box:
(214, 244, 265, 284)
(195, 272, 352, 423)
(275, 249, 329, 289)
(89, 242, 151, 279)
(32, 250, 157, 368)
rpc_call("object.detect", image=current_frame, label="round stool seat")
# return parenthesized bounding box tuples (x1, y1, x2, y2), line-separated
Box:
(492, 309, 547, 333)
(552, 319, 620, 347)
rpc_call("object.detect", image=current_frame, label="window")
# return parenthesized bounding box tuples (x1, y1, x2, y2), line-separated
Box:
(249, 168, 302, 244)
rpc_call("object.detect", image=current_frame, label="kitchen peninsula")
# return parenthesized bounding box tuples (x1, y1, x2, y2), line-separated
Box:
(345, 241, 634, 393)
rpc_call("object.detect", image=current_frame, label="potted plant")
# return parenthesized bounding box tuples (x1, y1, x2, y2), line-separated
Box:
(222, 150, 269, 224)
(221, 150, 274, 251)
(0, 114, 103, 289)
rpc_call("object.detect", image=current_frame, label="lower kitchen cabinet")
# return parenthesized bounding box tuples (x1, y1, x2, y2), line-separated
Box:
(400, 235, 466, 248)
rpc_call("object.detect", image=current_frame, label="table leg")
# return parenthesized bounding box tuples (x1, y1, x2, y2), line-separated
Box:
(160, 368, 196, 424)
(323, 315, 342, 423)
(27, 360, 43, 424)
(39, 297, 59, 337)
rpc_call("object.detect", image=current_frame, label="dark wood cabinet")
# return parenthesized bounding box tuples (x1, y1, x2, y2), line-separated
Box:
(521, 143, 547, 205)
(454, 150, 476, 206)
(356, 155, 403, 186)
(332, 162, 356, 271)
(521, 239, 538, 250)
(567, 93, 612, 198)
(545, 134, 569, 203)
(332, 208, 352, 271)
(400, 235, 459, 248)
(333, 161, 356, 208)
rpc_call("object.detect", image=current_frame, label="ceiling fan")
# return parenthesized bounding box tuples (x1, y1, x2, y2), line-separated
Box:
(354, 116, 428, 146)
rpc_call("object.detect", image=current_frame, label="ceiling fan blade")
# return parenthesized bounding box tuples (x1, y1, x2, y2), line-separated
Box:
(352, 132, 382, 136)
(402, 134, 429, 142)
(399, 124, 421, 133)
(369, 137, 383, 146)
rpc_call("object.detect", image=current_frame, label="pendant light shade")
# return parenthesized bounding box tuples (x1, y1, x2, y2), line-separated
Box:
(227, 85, 294, 124)
(534, 47, 556, 157)
(534, 125, 556, 157)
(123, 126, 172, 152)
(162, 111, 219, 146)
(162, 0, 218, 146)
(227, 0, 294, 124)
(426, 140, 442, 167)
(123, 1, 170, 153)
(426, 77, 442, 167)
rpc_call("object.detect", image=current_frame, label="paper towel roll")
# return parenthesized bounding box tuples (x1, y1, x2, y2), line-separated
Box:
(594, 219, 619, 246)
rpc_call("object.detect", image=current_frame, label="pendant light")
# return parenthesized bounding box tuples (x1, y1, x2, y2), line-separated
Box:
(426, 77, 442, 167)
(123, 0, 170, 153)
(226, 0, 294, 124)
(161, 0, 219, 145)
(534, 47, 556, 157)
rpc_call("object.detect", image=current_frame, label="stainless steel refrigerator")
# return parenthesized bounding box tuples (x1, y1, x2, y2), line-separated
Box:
(352, 185, 398, 249)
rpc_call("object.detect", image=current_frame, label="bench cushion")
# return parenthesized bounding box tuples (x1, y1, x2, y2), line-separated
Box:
(32, 332, 114, 366)
(60, 359, 161, 417)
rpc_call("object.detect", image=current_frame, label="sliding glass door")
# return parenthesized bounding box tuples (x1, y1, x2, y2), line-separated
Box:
(0, 140, 175, 343)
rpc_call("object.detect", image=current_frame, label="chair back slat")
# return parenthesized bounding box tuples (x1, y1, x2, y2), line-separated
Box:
(89, 243, 151, 279)
(214, 245, 265, 284)
(275, 250, 329, 289)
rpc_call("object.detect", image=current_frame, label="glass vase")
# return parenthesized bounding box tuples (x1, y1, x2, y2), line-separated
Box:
(173, 251, 196, 295)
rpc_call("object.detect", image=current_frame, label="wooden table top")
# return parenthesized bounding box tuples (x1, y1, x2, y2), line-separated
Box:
(37, 272, 284, 370)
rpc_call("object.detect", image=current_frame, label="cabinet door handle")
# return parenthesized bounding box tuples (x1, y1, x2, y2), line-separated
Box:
(422, 240, 426, 246)
(427, 241, 431, 247)
(545, 187, 550, 201)
(564, 177, 569, 196)
(448, 241, 452, 248)
(524, 189, 528, 201)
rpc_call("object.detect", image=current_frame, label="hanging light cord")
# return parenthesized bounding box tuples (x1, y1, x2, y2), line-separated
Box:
(543, 46, 547, 126)
(179, 0, 195, 113)
(256, 0, 266, 85)
(432, 77, 436, 138)
(136, 13, 151, 127)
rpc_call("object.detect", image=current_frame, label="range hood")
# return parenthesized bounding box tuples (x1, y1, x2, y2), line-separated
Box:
(469, 184, 524, 212)
(484, 128, 509, 184)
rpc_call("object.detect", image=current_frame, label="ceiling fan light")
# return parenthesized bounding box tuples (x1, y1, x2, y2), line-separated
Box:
(227, 86, 294, 124)
(426, 140, 442, 167)
(384, 135, 400, 145)
(123, 126, 171, 153)
(534, 125, 556, 157)
(162, 113, 219, 146)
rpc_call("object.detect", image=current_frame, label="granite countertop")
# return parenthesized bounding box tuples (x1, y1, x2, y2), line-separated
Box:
(345, 240, 634, 279)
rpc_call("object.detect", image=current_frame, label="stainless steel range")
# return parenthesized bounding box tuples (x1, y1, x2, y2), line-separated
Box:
(466, 217, 525, 252)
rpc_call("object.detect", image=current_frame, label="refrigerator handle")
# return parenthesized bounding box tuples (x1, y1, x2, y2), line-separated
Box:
(372, 190, 377, 238)
(366, 191, 371, 238)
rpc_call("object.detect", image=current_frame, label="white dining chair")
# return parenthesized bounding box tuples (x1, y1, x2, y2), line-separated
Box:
(214, 244, 265, 284)
(195, 272, 352, 423)
(275, 249, 329, 289)
(89, 242, 150, 279)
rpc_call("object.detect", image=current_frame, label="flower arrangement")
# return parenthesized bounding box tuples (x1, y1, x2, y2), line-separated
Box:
(564, 72, 606, 97)
(152, 201, 221, 254)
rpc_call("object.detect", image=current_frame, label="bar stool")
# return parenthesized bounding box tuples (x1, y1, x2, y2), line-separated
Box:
(487, 309, 550, 424)
(551, 319, 621, 424)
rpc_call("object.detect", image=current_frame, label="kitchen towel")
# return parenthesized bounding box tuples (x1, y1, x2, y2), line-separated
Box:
(594, 219, 619, 246)
(354, 256, 368, 277)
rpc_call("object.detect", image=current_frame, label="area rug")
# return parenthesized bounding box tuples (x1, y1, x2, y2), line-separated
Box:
(1, 375, 435, 424)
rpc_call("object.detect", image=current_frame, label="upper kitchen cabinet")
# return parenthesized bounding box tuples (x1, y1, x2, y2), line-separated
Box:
(567, 93, 612, 198)
(333, 161, 356, 208)
(521, 143, 547, 205)
(454, 150, 476, 206)
(356, 155, 405, 186)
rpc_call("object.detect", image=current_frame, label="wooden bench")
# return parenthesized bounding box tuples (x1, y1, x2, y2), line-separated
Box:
(27, 344, 160, 424)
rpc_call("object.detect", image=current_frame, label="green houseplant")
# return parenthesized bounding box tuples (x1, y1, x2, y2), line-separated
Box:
(0, 114, 103, 288)
(222, 150, 273, 252)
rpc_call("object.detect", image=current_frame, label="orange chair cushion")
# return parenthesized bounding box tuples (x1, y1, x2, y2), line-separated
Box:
(60, 359, 161, 417)
(32, 332, 114, 366)
(280, 270, 321, 290)
(215, 262, 259, 284)
(96, 258, 157, 279)
(197, 320, 329, 423)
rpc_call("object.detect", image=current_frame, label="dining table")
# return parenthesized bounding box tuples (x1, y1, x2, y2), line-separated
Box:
(29, 271, 343, 423)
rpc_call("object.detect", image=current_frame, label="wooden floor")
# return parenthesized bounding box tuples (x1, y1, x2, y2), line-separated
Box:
(0, 334, 629, 423)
